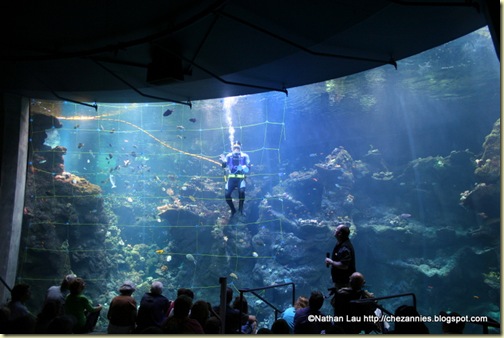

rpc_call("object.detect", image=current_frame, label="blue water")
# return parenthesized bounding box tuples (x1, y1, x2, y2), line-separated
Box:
(23, 27, 500, 334)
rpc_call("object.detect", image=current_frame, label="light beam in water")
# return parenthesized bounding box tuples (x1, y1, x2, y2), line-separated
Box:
(223, 96, 238, 149)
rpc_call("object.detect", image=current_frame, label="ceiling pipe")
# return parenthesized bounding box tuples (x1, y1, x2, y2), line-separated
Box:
(94, 60, 192, 108)
(50, 91, 98, 111)
(215, 10, 398, 70)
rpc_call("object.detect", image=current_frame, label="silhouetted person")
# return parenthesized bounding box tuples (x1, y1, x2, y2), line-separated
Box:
(212, 287, 256, 334)
(136, 281, 170, 332)
(162, 295, 204, 334)
(325, 224, 356, 289)
(271, 318, 291, 334)
(440, 310, 465, 334)
(190, 300, 210, 331)
(5, 283, 36, 333)
(331, 272, 377, 334)
(390, 305, 429, 334)
(293, 290, 331, 334)
(44, 273, 76, 315)
(107, 281, 137, 333)
(281, 296, 308, 333)
(64, 277, 102, 333)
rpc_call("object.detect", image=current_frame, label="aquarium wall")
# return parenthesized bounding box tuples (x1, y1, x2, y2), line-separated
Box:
(18, 27, 499, 333)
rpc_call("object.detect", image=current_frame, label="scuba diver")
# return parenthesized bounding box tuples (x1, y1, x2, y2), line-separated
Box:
(219, 141, 251, 218)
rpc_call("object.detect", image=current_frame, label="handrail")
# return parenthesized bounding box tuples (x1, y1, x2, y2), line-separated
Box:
(238, 281, 296, 323)
(350, 292, 416, 308)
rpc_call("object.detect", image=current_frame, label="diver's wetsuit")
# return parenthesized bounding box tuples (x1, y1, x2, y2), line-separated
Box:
(222, 151, 250, 215)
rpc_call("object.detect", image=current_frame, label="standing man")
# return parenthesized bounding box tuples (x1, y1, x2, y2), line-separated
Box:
(219, 141, 250, 218)
(325, 224, 356, 290)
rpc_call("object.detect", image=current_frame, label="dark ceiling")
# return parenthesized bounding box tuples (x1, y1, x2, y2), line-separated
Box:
(0, 0, 498, 105)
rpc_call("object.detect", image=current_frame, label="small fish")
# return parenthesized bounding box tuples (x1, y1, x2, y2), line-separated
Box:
(77, 143, 84, 149)
(155, 249, 164, 254)
(189, 118, 197, 123)
(176, 125, 185, 130)
(124, 159, 131, 167)
(166, 255, 172, 262)
(309, 153, 318, 157)
(186, 253, 196, 264)
(176, 135, 186, 140)
(108, 153, 113, 159)
(188, 195, 196, 202)
(400, 213, 412, 219)
(473, 295, 480, 299)
(163, 109, 173, 117)
(110, 128, 115, 134)
(100, 125, 105, 131)
(126, 197, 133, 203)
(38, 160, 47, 164)
(230, 272, 238, 280)
(74, 124, 80, 129)
(109, 174, 117, 188)
(252, 252, 259, 258)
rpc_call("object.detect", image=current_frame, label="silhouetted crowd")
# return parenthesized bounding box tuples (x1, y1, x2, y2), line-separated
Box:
(0, 272, 470, 334)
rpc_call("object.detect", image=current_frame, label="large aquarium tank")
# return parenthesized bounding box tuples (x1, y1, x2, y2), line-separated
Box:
(19, 27, 499, 334)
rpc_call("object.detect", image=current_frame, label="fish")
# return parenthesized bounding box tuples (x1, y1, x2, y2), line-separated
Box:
(252, 252, 259, 258)
(74, 124, 80, 129)
(126, 197, 133, 203)
(186, 253, 196, 264)
(189, 118, 197, 123)
(155, 249, 164, 254)
(163, 109, 173, 117)
(176, 135, 186, 140)
(473, 295, 480, 299)
(188, 196, 196, 202)
(400, 213, 412, 219)
(166, 255, 172, 262)
(108, 153, 113, 159)
(176, 125, 185, 130)
(230, 272, 238, 280)
(77, 143, 84, 149)
(109, 174, 117, 188)
(38, 160, 47, 164)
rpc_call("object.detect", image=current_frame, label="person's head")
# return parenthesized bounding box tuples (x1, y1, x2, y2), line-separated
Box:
(119, 281, 136, 296)
(177, 287, 194, 299)
(150, 281, 163, 295)
(173, 295, 193, 318)
(232, 295, 248, 313)
(190, 300, 210, 325)
(440, 311, 465, 334)
(334, 224, 350, 242)
(61, 274, 77, 291)
(68, 278, 86, 295)
(232, 141, 241, 154)
(271, 318, 290, 334)
(393, 305, 429, 334)
(349, 272, 366, 290)
(294, 296, 309, 309)
(10, 283, 31, 302)
(308, 290, 324, 311)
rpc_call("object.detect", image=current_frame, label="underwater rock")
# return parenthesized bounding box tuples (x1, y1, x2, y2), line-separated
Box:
(272, 170, 323, 213)
(315, 146, 355, 195)
(29, 112, 63, 151)
(474, 118, 500, 184)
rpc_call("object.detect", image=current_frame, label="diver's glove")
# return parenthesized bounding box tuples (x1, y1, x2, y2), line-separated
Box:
(241, 165, 250, 174)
